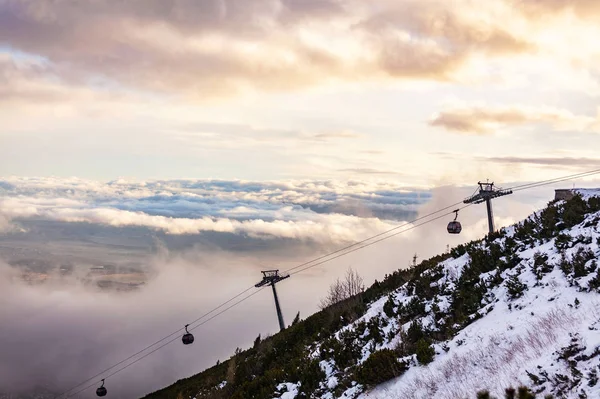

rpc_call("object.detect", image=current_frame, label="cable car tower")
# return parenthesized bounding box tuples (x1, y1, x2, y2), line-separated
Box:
(464, 181, 513, 234)
(255, 270, 290, 331)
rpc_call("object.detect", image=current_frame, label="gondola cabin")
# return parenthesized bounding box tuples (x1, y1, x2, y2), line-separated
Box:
(182, 333, 194, 345)
(447, 209, 462, 234)
(447, 220, 462, 234)
(182, 324, 194, 345)
(96, 380, 107, 397)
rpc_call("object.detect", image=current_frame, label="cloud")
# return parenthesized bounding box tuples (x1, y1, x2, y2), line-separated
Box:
(429, 103, 600, 134)
(311, 131, 364, 140)
(0, 177, 429, 245)
(520, 0, 600, 20)
(337, 168, 401, 176)
(170, 123, 365, 151)
(357, 0, 531, 79)
(0, 0, 536, 102)
(0, 214, 17, 233)
(482, 156, 600, 169)
(0, 253, 280, 397)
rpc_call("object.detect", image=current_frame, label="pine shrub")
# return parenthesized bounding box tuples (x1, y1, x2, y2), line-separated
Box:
(554, 233, 572, 251)
(297, 358, 326, 396)
(406, 320, 426, 344)
(588, 268, 600, 292)
(562, 195, 588, 228)
(571, 247, 595, 278)
(383, 295, 396, 318)
(531, 252, 552, 280)
(355, 349, 407, 387)
(475, 386, 553, 399)
(450, 243, 467, 258)
(506, 273, 527, 300)
(415, 338, 435, 365)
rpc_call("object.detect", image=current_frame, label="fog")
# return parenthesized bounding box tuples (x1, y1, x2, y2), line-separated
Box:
(0, 183, 589, 398)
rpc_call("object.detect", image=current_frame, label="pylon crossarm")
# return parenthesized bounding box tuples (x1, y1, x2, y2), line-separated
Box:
(463, 181, 513, 234)
(255, 272, 290, 288)
(463, 189, 513, 204)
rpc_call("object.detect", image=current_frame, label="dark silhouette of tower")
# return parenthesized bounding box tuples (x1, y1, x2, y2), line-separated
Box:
(255, 270, 289, 331)
(464, 181, 512, 234)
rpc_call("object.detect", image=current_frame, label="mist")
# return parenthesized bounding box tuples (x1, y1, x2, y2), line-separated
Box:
(0, 183, 582, 398)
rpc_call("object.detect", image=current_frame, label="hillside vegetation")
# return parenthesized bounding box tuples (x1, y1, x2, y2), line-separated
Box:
(143, 191, 600, 399)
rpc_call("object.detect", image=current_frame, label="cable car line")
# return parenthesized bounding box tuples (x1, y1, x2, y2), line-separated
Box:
(505, 168, 600, 192)
(282, 200, 466, 275)
(64, 287, 267, 398)
(54, 285, 256, 398)
(288, 204, 473, 277)
(53, 167, 600, 397)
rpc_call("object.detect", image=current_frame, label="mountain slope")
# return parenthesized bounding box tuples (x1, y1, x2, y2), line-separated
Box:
(143, 190, 600, 399)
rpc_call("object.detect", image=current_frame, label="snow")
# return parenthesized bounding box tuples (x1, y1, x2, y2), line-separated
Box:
(575, 188, 600, 200)
(354, 198, 600, 398)
(274, 383, 300, 399)
(361, 283, 600, 398)
(210, 191, 600, 399)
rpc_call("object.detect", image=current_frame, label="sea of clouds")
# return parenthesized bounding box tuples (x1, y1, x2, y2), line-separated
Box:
(0, 177, 430, 242)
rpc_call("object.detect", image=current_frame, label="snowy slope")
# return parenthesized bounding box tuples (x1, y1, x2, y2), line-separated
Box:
(271, 190, 600, 399)
(361, 262, 600, 398)
(148, 191, 600, 399)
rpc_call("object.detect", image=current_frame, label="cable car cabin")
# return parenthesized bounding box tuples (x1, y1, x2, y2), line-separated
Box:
(447, 209, 462, 234)
(182, 332, 194, 345)
(96, 380, 107, 397)
(447, 221, 462, 234)
(182, 324, 194, 345)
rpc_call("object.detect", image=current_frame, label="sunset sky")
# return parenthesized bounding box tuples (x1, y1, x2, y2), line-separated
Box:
(2, 0, 600, 185)
(3, 1, 600, 397)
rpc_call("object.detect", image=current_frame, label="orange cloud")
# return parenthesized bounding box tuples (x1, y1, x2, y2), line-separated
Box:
(0, 0, 536, 102)
(429, 104, 600, 134)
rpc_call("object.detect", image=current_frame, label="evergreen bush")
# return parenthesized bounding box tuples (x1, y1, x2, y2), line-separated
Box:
(506, 273, 527, 300)
(355, 349, 407, 387)
(415, 338, 435, 365)
(383, 295, 396, 318)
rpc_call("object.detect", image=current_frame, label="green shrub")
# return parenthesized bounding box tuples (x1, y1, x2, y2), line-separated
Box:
(355, 349, 407, 387)
(383, 295, 396, 318)
(588, 268, 600, 292)
(571, 247, 595, 278)
(406, 320, 425, 344)
(562, 195, 588, 228)
(531, 252, 552, 280)
(476, 386, 553, 399)
(506, 274, 527, 300)
(450, 244, 467, 258)
(415, 338, 435, 365)
(297, 358, 326, 395)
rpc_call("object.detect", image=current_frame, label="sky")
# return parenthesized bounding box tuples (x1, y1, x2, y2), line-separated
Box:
(2, 0, 600, 398)
(1, 0, 600, 183)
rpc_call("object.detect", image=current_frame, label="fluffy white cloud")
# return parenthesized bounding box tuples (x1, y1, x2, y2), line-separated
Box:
(0, 177, 430, 243)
